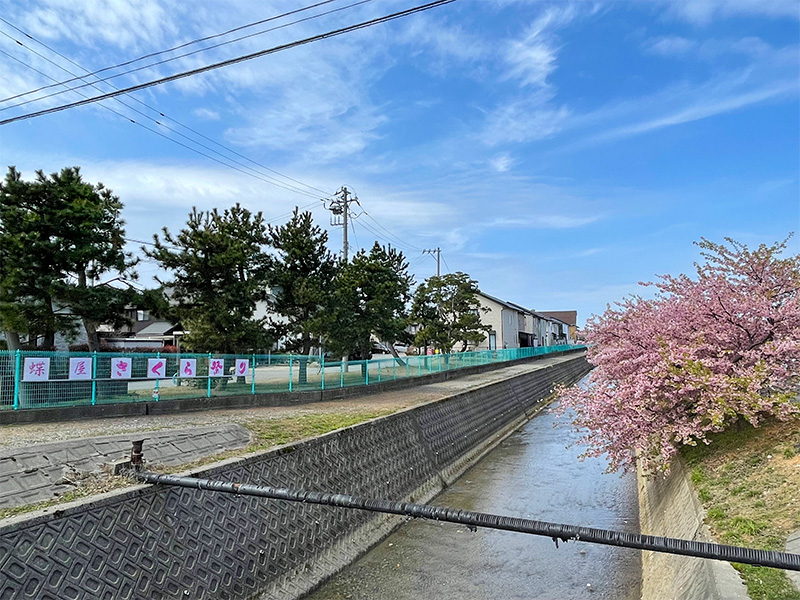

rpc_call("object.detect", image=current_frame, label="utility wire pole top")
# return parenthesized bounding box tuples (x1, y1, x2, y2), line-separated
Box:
(423, 247, 441, 276)
(324, 186, 361, 262)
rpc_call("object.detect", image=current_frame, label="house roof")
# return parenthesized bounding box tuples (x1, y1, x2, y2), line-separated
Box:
(537, 310, 578, 326)
(477, 291, 530, 313)
(135, 321, 180, 337)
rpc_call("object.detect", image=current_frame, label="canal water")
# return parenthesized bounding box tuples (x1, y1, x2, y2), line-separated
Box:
(306, 403, 642, 600)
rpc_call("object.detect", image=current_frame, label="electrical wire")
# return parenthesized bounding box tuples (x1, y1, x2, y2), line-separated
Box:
(0, 0, 459, 126)
(441, 253, 451, 273)
(0, 30, 330, 199)
(1, 0, 377, 112)
(362, 211, 422, 251)
(0, 0, 343, 103)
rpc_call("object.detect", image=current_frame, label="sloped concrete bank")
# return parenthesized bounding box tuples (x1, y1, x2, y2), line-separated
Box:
(0, 353, 589, 600)
(638, 457, 750, 600)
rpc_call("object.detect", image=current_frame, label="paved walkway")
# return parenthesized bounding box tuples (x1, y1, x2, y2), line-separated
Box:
(0, 355, 577, 513)
(0, 425, 251, 509)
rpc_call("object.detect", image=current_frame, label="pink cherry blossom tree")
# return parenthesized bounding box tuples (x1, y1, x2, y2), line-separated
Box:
(558, 236, 800, 474)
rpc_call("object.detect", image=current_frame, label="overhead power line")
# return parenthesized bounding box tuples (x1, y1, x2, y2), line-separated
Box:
(0, 1, 340, 103)
(0, 24, 332, 199)
(0, 0, 376, 110)
(0, 0, 458, 126)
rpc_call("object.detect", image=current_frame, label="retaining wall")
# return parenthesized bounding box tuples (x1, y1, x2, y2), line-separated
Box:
(638, 456, 750, 600)
(0, 354, 590, 600)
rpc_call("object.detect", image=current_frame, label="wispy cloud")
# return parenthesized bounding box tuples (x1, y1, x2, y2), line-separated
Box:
(660, 0, 800, 25)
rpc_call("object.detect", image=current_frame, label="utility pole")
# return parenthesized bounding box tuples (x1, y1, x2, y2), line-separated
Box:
(325, 186, 360, 262)
(423, 247, 441, 276)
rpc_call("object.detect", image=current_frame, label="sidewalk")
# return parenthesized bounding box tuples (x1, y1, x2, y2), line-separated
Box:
(0, 354, 576, 513)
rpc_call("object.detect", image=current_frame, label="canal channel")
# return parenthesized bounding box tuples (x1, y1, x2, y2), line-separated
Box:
(306, 400, 642, 600)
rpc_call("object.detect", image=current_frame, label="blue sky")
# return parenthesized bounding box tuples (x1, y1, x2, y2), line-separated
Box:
(1, 0, 798, 326)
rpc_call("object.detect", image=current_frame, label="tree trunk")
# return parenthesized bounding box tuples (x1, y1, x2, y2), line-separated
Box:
(385, 340, 406, 367)
(299, 334, 311, 384)
(78, 271, 100, 352)
(2, 329, 20, 352)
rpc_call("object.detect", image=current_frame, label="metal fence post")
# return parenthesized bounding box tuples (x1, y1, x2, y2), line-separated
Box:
(321, 355, 325, 391)
(377, 361, 381, 383)
(91, 350, 97, 405)
(153, 351, 160, 401)
(207, 353, 212, 398)
(365, 361, 369, 385)
(12, 349, 20, 410)
(251, 354, 256, 395)
(340, 361, 344, 388)
(289, 355, 293, 392)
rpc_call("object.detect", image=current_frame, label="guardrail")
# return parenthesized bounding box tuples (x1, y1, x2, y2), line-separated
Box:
(0, 344, 584, 410)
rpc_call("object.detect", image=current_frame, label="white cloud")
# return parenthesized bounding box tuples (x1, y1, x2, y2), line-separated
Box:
(489, 153, 515, 172)
(644, 35, 697, 56)
(661, 0, 800, 25)
(192, 107, 220, 120)
(481, 93, 570, 145)
(17, 0, 180, 52)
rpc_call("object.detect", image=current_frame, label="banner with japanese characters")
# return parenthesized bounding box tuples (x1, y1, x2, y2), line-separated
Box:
(147, 358, 166, 379)
(208, 358, 225, 377)
(68, 357, 92, 380)
(110, 357, 132, 379)
(179, 359, 197, 378)
(235, 359, 249, 378)
(23, 357, 50, 381)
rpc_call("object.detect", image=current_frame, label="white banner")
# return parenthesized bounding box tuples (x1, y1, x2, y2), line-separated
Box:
(68, 357, 92, 380)
(22, 357, 50, 381)
(235, 359, 249, 378)
(110, 357, 132, 379)
(147, 358, 166, 379)
(208, 358, 225, 377)
(179, 358, 197, 378)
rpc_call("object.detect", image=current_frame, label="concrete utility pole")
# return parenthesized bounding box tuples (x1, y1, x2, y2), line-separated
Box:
(423, 247, 441, 276)
(325, 186, 360, 262)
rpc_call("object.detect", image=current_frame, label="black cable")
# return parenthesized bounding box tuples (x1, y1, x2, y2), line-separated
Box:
(0, 0, 374, 111)
(0, 34, 327, 199)
(133, 471, 800, 572)
(363, 211, 422, 251)
(0, 0, 458, 126)
(0, 0, 342, 103)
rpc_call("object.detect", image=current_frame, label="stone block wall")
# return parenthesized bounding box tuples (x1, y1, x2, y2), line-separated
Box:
(0, 354, 590, 600)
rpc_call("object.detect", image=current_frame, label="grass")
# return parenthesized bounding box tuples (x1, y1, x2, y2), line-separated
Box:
(682, 417, 800, 600)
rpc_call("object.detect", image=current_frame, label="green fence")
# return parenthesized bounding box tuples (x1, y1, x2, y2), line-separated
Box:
(0, 345, 584, 411)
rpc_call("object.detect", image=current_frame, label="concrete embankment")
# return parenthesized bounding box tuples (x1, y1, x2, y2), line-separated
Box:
(638, 456, 750, 600)
(0, 352, 589, 600)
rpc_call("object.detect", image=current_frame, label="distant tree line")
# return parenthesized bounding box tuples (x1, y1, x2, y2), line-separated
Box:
(0, 166, 489, 369)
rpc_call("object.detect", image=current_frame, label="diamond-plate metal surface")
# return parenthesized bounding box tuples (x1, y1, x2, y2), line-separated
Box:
(0, 355, 590, 600)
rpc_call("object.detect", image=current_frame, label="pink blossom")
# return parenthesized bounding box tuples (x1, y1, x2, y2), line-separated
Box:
(558, 236, 800, 475)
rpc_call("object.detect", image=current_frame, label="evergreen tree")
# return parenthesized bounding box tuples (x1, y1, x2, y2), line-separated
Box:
(0, 166, 136, 350)
(327, 243, 413, 364)
(410, 272, 489, 353)
(267, 208, 336, 383)
(146, 204, 271, 353)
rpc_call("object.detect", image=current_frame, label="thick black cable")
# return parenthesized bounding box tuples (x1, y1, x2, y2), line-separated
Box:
(0, 1, 341, 103)
(0, 34, 327, 199)
(134, 471, 800, 572)
(0, 0, 376, 112)
(0, 0, 458, 126)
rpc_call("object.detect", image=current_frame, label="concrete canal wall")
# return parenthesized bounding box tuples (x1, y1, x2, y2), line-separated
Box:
(638, 456, 750, 600)
(0, 353, 590, 600)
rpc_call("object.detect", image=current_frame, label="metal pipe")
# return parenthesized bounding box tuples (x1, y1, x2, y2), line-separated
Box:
(133, 471, 800, 572)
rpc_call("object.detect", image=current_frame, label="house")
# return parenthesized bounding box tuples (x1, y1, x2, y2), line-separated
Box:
(537, 310, 578, 343)
(473, 291, 575, 351)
